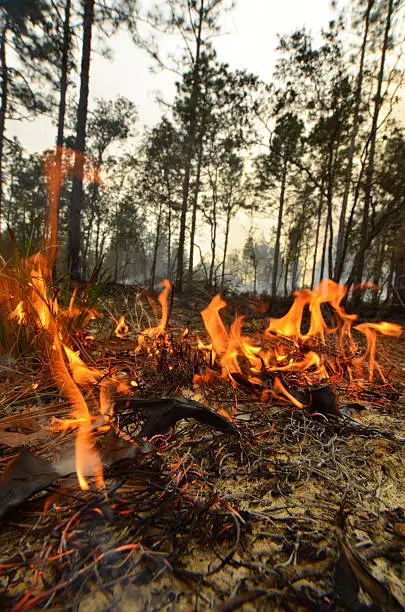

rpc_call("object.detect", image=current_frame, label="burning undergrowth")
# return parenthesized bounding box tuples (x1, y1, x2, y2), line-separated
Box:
(0, 269, 403, 610)
(0, 151, 404, 610)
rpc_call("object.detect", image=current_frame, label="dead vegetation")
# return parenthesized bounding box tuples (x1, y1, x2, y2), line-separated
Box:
(0, 280, 404, 611)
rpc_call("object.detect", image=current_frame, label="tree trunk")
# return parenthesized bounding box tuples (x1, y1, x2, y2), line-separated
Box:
(221, 207, 232, 292)
(67, 0, 94, 280)
(272, 158, 288, 298)
(208, 199, 217, 291)
(187, 134, 203, 284)
(371, 236, 385, 307)
(176, 1, 204, 291)
(0, 26, 8, 237)
(284, 255, 289, 297)
(334, 0, 373, 282)
(311, 183, 324, 290)
(348, 0, 394, 302)
(320, 209, 329, 281)
(393, 215, 405, 306)
(48, 0, 71, 270)
(165, 171, 172, 278)
(150, 201, 162, 289)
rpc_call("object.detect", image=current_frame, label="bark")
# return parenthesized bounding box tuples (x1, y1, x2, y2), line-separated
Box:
(150, 201, 162, 289)
(311, 184, 324, 290)
(393, 214, 405, 306)
(334, 0, 373, 281)
(271, 158, 288, 298)
(165, 170, 172, 278)
(371, 236, 385, 307)
(221, 206, 231, 292)
(284, 257, 289, 297)
(0, 26, 8, 236)
(348, 0, 394, 301)
(320, 209, 329, 281)
(208, 191, 218, 291)
(67, 0, 94, 280)
(48, 0, 71, 270)
(176, 1, 204, 291)
(187, 134, 203, 284)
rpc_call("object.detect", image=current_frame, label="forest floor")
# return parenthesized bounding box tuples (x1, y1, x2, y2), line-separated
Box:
(0, 286, 404, 611)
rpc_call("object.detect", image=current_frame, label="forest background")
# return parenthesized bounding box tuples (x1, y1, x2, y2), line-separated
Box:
(1, 0, 405, 306)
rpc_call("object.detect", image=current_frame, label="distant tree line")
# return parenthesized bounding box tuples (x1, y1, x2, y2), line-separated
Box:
(0, 0, 404, 307)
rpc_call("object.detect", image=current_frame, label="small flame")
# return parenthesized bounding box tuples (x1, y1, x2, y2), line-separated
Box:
(115, 315, 129, 338)
(9, 301, 26, 324)
(136, 280, 172, 351)
(354, 321, 402, 382)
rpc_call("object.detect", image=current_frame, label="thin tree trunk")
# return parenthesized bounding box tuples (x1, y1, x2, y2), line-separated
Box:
(187, 134, 203, 284)
(167, 203, 172, 278)
(348, 0, 394, 302)
(165, 172, 172, 278)
(176, 1, 204, 291)
(272, 158, 288, 298)
(67, 0, 94, 279)
(48, 0, 71, 269)
(208, 200, 217, 291)
(334, 0, 373, 282)
(371, 236, 385, 307)
(320, 210, 329, 281)
(150, 201, 162, 289)
(311, 183, 324, 290)
(221, 207, 232, 292)
(393, 215, 405, 306)
(284, 254, 289, 297)
(326, 137, 338, 280)
(0, 26, 8, 237)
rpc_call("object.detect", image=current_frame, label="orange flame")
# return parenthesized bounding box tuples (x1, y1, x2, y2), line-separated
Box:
(136, 279, 172, 351)
(9, 301, 26, 324)
(197, 279, 401, 397)
(115, 315, 129, 338)
(354, 321, 402, 382)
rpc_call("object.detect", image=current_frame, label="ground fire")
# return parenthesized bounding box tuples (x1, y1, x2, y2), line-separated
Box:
(0, 149, 404, 610)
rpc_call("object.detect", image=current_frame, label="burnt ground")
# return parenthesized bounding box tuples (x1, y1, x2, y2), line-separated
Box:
(0, 287, 404, 611)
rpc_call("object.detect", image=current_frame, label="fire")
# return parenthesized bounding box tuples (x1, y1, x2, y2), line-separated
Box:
(115, 315, 128, 338)
(2, 141, 402, 495)
(353, 321, 402, 382)
(196, 279, 401, 405)
(136, 279, 172, 351)
(9, 301, 26, 325)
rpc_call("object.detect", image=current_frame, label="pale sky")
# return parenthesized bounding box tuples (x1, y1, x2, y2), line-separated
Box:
(10, 0, 337, 151)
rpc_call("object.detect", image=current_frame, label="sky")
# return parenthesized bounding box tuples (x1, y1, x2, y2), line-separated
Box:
(9, 0, 337, 152)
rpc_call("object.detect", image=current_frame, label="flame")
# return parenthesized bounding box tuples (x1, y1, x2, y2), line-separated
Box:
(8, 255, 106, 489)
(197, 279, 401, 397)
(9, 301, 26, 324)
(63, 343, 101, 385)
(136, 279, 172, 351)
(115, 315, 128, 338)
(354, 321, 402, 382)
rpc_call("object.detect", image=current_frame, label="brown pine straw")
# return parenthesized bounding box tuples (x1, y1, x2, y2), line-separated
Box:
(0, 293, 404, 610)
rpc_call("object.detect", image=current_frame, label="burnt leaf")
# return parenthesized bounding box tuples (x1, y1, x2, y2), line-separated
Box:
(289, 384, 339, 416)
(0, 448, 61, 519)
(335, 537, 404, 611)
(116, 397, 239, 437)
